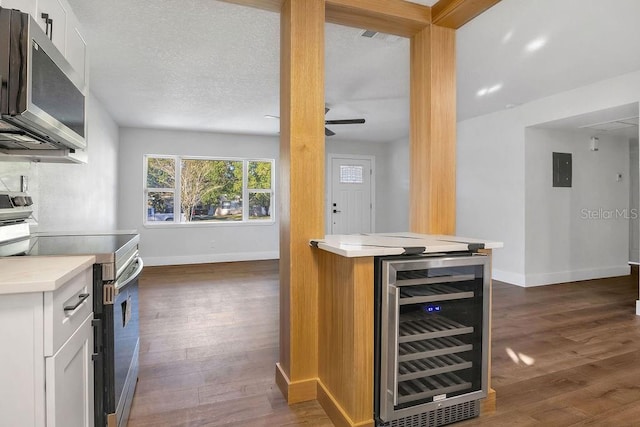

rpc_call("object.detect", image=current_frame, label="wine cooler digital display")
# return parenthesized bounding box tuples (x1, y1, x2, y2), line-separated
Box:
(375, 254, 490, 427)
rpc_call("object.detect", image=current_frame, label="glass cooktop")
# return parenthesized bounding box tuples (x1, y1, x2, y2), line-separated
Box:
(0, 233, 138, 258)
(26, 234, 138, 256)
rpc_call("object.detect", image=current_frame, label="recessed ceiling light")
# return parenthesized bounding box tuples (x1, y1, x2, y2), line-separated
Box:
(477, 83, 502, 97)
(487, 84, 503, 94)
(525, 37, 547, 52)
(502, 30, 513, 44)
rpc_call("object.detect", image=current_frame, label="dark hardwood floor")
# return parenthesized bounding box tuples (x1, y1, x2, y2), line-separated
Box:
(129, 260, 640, 426)
(129, 260, 330, 427)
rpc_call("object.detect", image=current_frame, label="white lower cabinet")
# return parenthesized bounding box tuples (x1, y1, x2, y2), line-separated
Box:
(46, 314, 94, 427)
(0, 265, 94, 427)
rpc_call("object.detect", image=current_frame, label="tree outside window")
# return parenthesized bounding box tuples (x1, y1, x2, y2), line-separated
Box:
(146, 157, 175, 222)
(144, 155, 274, 224)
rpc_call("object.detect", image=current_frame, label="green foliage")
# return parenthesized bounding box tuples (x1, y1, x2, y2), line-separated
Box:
(181, 159, 242, 221)
(147, 157, 273, 222)
(248, 161, 272, 190)
(147, 158, 174, 188)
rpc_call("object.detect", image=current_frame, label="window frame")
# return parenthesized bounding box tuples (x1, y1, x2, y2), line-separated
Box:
(143, 154, 275, 226)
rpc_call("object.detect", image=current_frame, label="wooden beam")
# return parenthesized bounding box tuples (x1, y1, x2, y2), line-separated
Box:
(218, 0, 283, 13)
(325, 0, 430, 38)
(432, 0, 501, 29)
(276, 0, 325, 404)
(409, 24, 456, 234)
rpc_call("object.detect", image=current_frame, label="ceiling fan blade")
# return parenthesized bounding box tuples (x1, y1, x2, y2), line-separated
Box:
(325, 118, 366, 125)
(325, 127, 335, 136)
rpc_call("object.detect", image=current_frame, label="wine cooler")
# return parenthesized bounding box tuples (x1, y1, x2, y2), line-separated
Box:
(374, 253, 490, 427)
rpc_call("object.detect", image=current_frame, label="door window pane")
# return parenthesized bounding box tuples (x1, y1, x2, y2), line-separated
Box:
(340, 165, 364, 184)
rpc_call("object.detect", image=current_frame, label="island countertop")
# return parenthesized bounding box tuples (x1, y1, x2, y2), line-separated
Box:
(311, 232, 503, 257)
(0, 255, 96, 294)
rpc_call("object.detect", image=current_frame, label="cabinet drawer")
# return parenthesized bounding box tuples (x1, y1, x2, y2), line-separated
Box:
(44, 266, 93, 356)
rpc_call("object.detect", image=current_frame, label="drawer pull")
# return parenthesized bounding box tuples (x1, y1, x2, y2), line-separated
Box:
(63, 293, 90, 311)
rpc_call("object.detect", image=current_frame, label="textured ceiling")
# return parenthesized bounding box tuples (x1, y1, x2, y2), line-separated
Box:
(66, 0, 640, 143)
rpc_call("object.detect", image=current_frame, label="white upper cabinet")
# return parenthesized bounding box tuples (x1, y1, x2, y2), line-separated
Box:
(36, 0, 66, 54)
(65, 8, 87, 86)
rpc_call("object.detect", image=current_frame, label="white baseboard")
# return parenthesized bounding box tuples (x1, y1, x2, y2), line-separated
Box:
(524, 265, 630, 287)
(143, 251, 279, 267)
(492, 269, 526, 287)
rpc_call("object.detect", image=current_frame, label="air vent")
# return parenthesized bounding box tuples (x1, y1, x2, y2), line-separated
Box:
(359, 29, 404, 43)
(580, 116, 639, 132)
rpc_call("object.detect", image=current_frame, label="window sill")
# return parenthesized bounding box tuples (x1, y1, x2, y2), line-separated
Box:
(143, 219, 276, 229)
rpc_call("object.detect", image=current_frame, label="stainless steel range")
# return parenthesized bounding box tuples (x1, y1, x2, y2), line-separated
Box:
(0, 191, 142, 427)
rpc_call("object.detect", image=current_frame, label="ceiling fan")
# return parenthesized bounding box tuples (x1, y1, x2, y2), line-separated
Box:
(323, 107, 365, 136)
(264, 107, 366, 137)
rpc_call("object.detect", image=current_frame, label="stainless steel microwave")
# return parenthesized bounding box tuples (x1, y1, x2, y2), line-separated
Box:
(0, 7, 87, 159)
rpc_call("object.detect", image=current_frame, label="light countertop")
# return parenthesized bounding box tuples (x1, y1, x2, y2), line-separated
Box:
(311, 232, 503, 258)
(0, 255, 95, 295)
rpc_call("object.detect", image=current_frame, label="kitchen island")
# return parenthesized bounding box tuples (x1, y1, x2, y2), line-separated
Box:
(310, 233, 502, 427)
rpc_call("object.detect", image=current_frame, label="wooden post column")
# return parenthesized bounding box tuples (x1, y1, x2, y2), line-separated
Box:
(275, 0, 325, 404)
(409, 24, 457, 235)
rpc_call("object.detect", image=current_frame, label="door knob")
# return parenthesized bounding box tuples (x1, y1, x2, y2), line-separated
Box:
(333, 209, 341, 213)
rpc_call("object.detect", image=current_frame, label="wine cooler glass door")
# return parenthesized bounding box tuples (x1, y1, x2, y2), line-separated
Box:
(379, 254, 490, 423)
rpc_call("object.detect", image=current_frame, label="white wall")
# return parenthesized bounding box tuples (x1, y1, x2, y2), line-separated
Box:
(524, 128, 629, 286)
(457, 108, 526, 284)
(325, 138, 409, 234)
(0, 93, 119, 231)
(630, 138, 639, 263)
(457, 69, 640, 286)
(117, 128, 279, 266)
(384, 137, 410, 232)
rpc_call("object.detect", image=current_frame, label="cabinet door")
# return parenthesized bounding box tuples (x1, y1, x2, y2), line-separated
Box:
(0, 293, 46, 427)
(45, 313, 94, 427)
(1, 0, 37, 16)
(36, 0, 67, 54)
(65, 18, 87, 86)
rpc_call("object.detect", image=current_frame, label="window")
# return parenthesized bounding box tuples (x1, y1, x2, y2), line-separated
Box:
(339, 165, 364, 184)
(144, 155, 274, 224)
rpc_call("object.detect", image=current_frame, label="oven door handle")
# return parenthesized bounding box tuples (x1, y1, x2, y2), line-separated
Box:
(115, 257, 144, 292)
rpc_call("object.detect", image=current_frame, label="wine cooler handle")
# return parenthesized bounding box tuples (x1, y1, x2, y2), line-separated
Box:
(391, 285, 400, 407)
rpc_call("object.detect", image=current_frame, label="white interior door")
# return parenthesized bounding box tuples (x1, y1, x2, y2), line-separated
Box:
(330, 156, 373, 234)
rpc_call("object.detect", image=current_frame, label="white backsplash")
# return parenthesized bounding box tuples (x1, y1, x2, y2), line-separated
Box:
(0, 161, 40, 228)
